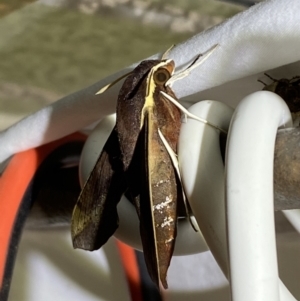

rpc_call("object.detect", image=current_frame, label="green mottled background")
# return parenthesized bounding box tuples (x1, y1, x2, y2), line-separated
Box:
(0, 0, 245, 129)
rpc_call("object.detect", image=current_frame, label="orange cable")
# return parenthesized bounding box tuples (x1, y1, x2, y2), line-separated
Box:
(117, 240, 143, 301)
(0, 133, 86, 288)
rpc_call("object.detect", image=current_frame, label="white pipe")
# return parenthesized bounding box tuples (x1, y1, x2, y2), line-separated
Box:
(225, 91, 293, 301)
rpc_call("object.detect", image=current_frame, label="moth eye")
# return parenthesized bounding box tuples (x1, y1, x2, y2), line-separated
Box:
(154, 69, 171, 85)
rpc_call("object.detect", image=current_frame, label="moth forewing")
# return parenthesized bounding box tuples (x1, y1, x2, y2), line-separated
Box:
(71, 127, 125, 251)
(141, 108, 178, 289)
(136, 60, 182, 289)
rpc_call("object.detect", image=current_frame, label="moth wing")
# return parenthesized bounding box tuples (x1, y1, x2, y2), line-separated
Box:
(139, 109, 177, 289)
(71, 127, 125, 251)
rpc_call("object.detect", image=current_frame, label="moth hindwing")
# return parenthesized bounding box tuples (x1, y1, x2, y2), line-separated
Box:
(72, 59, 184, 289)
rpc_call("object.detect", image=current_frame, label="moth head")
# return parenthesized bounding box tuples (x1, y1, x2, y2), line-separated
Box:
(153, 60, 175, 87)
(153, 68, 171, 86)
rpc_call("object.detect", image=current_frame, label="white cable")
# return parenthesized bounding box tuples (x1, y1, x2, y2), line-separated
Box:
(225, 91, 295, 301)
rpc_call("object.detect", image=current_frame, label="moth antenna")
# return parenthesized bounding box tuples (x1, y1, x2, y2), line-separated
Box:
(158, 129, 199, 232)
(257, 79, 267, 86)
(166, 44, 219, 87)
(161, 44, 176, 60)
(264, 73, 277, 82)
(95, 71, 133, 95)
(160, 91, 227, 134)
(290, 75, 300, 83)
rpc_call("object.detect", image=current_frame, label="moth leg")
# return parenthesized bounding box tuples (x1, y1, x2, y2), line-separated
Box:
(160, 91, 227, 134)
(257, 79, 267, 86)
(158, 129, 199, 232)
(166, 44, 219, 87)
(264, 73, 277, 82)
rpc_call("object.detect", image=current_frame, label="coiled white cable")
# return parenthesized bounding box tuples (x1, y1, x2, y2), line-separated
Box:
(226, 91, 295, 301)
(179, 97, 298, 300)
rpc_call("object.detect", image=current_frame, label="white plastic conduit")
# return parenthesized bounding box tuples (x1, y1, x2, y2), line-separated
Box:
(225, 91, 295, 301)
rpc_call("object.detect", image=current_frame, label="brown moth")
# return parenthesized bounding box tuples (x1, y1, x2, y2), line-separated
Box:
(71, 45, 221, 289)
(259, 73, 300, 118)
